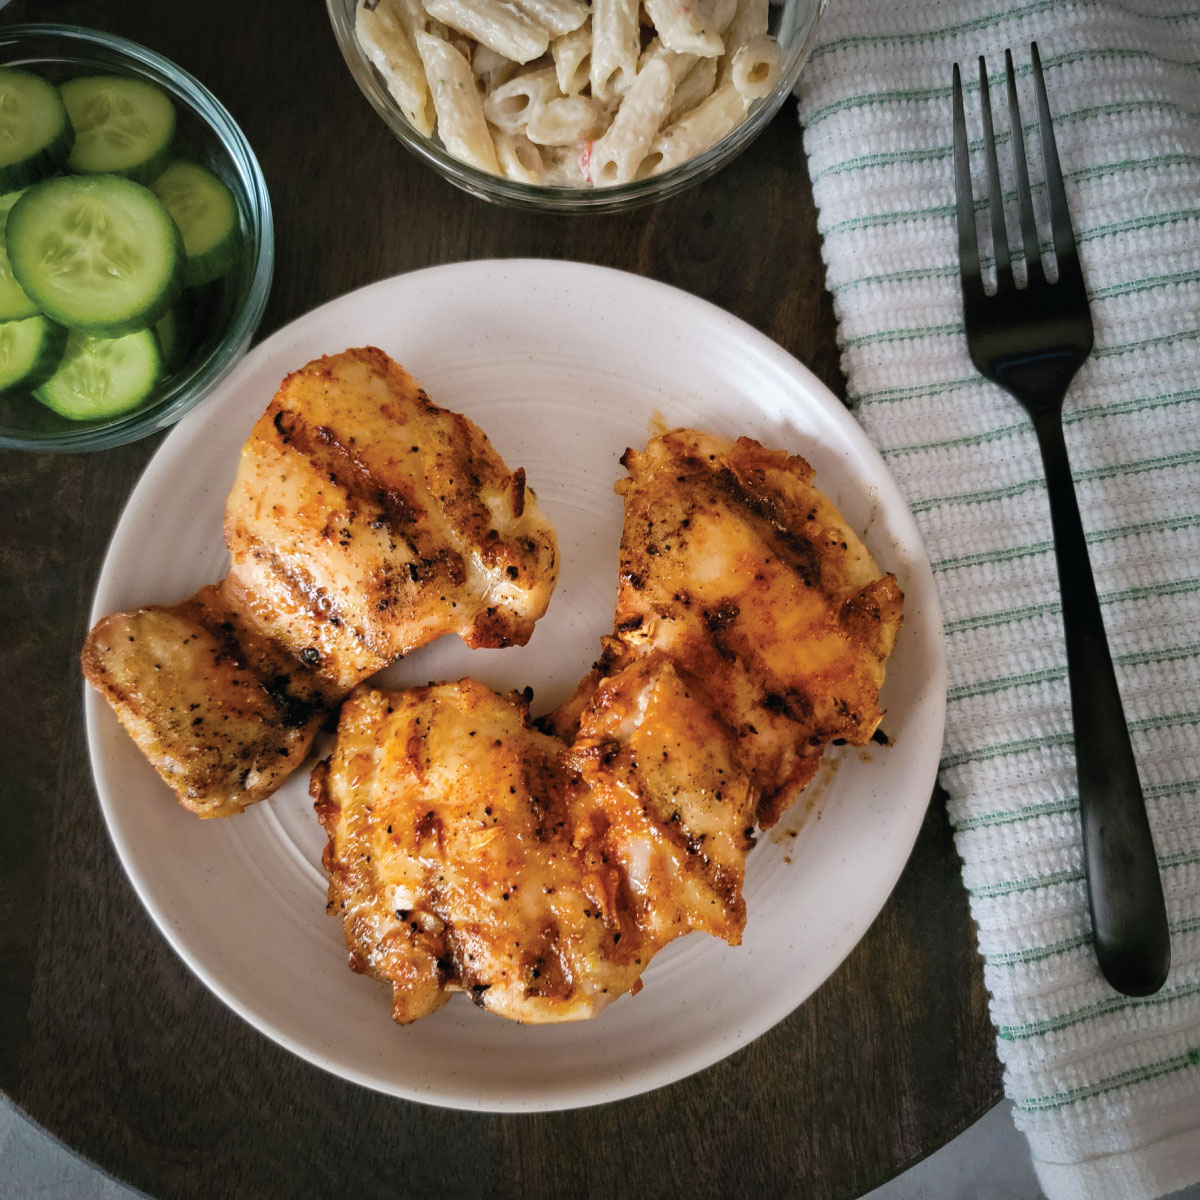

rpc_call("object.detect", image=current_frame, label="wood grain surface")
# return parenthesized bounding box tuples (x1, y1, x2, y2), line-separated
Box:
(0, 1, 1003, 1197)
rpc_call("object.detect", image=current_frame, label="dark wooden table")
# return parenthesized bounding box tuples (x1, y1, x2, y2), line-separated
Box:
(0, 1, 1002, 1196)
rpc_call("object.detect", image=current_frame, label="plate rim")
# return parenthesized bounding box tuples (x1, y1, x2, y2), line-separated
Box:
(85, 258, 947, 1112)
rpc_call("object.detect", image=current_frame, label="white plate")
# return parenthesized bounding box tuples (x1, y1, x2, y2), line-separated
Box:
(85, 260, 946, 1113)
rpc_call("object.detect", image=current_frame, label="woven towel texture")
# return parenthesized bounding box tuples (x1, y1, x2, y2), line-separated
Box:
(796, 3, 1200, 1198)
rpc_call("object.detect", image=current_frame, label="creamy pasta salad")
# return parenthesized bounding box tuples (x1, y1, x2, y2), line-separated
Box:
(355, 0, 783, 186)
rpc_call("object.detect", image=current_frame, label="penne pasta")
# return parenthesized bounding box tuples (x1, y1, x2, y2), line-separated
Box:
(424, 0, 550, 65)
(525, 94, 606, 144)
(589, 57, 674, 185)
(415, 31, 501, 172)
(590, 0, 640, 102)
(539, 143, 590, 185)
(511, 0, 588, 38)
(391, 0, 436, 35)
(482, 66, 559, 131)
(666, 55, 717, 121)
(643, 0, 724, 58)
(356, 0, 436, 137)
(704, 0, 739, 36)
(718, 0, 769, 79)
(354, 0, 780, 187)
(729, 34, 780, 100)
(472, 42, 518, 93)
(551, 20, 592, 94)
(638, 36, 698, 85)
(640, 79, 746, 175)
(492, 128, 545, 181)
(446, 29, 478, 61)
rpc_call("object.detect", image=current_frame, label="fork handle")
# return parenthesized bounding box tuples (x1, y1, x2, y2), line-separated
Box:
(1034, 416, 1171, 996)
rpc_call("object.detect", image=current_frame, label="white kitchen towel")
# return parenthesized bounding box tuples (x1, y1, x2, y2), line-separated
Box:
(795, 3, 1200, 1198)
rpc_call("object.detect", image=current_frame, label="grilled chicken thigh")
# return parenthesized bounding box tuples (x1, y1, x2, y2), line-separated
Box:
(225, 347, 557, 685)
(314, 666, 755, 1024)
(549, 429, 903, 826)
(82, 581, 340, 818)
(83, 348, 558, 818)
(313, 681, 651, 1024)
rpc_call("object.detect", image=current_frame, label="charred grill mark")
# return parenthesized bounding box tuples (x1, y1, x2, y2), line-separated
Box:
(468, 606, 519, 648)
(268, 403, 427, 530)
(761, 687, 813, 723)
(479, 528, 507, 570)
(262, 674, 320, 729)
(243, 536, 389, 659)
(403, 722, 428, 780)
(440, 547, 468, 586)
(523, 929, 573, 999)
(190, 603, 256, 675)
(702, 604, 739, 633)
(702, 604, 740, 662)
(709, 864, 744, 913)
(415, 809, 445, 857)
(711, 465, 822, 586)
(510, 468, 526, 519)
(188, 599, 332, 717)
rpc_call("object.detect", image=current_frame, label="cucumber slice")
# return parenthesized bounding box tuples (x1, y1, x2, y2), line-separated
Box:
(154, 300, 195, 371)
(0, 190, 39, 320)
(7, 174, 182, 336)
(61, 75, 176, 183)
(33, 326, 162, 419)
(0, 68, 72, 190)
(0, 314, 67, 391)
(151, 160, 241, 287)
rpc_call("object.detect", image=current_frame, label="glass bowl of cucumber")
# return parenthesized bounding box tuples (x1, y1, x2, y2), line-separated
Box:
(0, 24, 273, 452)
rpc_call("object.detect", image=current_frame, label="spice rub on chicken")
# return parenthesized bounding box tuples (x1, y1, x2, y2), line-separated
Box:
(313, 665, 755, 1024)
(225, 347, 557, 680)
(546, 429, 903, 827)
(314, 427, 902, 1026)
(82, 347, 559, 818)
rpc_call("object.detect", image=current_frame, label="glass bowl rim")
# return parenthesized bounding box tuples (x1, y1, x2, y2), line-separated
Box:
(0, 22, 275, 452)
(326, 0, 826, 213)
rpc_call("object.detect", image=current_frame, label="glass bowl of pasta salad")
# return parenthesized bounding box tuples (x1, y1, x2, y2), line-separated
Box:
(328, 0, 825, 211)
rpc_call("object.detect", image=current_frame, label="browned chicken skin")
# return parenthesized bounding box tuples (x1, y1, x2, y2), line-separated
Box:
(82, 581, 340, 817)
(549, 429, 904, 826)
(315, 429, 902, 1025)
(82, 348, 558, 818)
(313, 665, 754, 1024)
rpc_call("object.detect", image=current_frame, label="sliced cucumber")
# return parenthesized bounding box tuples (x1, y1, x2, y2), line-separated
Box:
(0, 314, 67, 392)
(7, 174, 182, 336)
(0, 190, 39, 320)
(0, 68, 72, 190)
(154, 299, 195, 371)
(33, 326, 162, 419)
(61, 75, 176, 183)
(151, 160, 240, 287)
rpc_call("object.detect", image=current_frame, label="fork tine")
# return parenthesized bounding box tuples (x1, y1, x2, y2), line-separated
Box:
(1004, 48, 1042, 282)
(1031, 41, 1080, 266)
(977, 57, 1011, 285)
(952, 63, 984, 301)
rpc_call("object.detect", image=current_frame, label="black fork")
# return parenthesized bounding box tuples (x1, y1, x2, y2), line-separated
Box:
(952, 44, 1169, 996)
